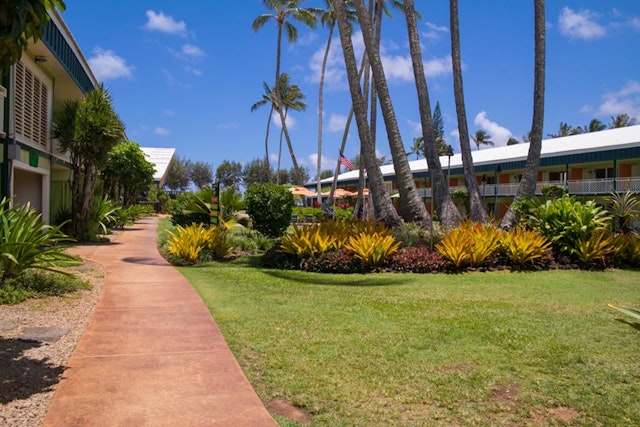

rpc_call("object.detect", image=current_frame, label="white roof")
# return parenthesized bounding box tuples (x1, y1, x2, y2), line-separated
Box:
(319, 125, 640, 184)
(140, 147, 176, 184)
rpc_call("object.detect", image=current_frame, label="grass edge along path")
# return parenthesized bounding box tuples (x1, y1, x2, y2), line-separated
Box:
(178, 256, 640, 426)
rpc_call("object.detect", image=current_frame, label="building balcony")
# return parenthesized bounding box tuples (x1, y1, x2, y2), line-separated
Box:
(419, 177, 640, 198)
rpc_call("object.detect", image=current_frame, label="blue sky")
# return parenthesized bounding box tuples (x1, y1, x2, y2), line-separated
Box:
(61, 1, 640, 178)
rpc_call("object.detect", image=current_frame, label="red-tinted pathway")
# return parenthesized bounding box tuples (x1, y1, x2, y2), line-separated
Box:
(42, 216, 277, 426)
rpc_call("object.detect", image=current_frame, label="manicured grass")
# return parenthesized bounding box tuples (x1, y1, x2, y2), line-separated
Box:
(178, 256, 640, 426)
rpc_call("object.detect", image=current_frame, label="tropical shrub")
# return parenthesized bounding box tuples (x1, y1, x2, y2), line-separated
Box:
(0, 199, 80, 282)
(391, 221, 442, 248)
(165, 223, 233, 265)
(261, 244, 300, 270)
(436, 221, 502, 269)
(387, 247, 448, 273)
(300, 248, 366, 274)
(280, 224, 338, 258)
(541, 184, 568, 199)
(517, 194, 612, 257)
(344, 232, 400, 268)
(245, 183, 294, 238)
(609, 190, 640, 232)
(612, 233, 640, 268)
(572, 229, 615, 268)
(168, 192, 210, 227)
(500, 227, 552, 269)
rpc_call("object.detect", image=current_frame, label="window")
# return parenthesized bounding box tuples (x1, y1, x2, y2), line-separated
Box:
(13, 61, 50, 147)
(594, 168, 614, 179)
(548, 171, 567, 182)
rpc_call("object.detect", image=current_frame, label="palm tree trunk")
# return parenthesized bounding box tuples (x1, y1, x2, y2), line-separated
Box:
(450, 0, 488, 223)
(264, 104, 274, 168)
(353, 0, 429, 226)
(501, 0, 546, 229)
(404, 0, 461, 228)
(335, 0, 401, 228)
(317, 23, 335, 203)
(274, 21, 299, 170)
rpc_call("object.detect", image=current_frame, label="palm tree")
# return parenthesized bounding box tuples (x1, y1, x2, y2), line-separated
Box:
(276, 74, 307, 183)
(252, 0, 320, 171)
(609, 113, 637, 129)
(351, 0, 429, 227)
(250, 80, 277, 167)
(472, 130, 494, 150)
(334, 0, 401, 227)
(449, 0, 488, 223)
(548, 122, 579, 138)
(407, 137, 424, 160)
(54, 85, 125, 239)
(500, 0, 546, 229)
(582, 118, 606, 133)
(403, 0, 460, 228)
(315, 0, 356, 203)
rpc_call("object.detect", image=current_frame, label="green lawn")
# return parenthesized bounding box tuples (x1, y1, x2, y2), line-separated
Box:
(179, 257, 640, 426)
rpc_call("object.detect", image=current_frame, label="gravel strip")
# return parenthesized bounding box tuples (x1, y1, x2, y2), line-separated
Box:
(0, 260, 104, 427)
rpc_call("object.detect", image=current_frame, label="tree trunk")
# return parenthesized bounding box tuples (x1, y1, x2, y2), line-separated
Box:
(264, 104, 274, 169)
(501, 0, 546, 229)
(449, 0, 488, 223)
(274, 21, 299, 170)
(317, 23, 335, 203)
(335, 0, 401, 228)
(353, 0, 429, 227)
(404, 0, 461, 229)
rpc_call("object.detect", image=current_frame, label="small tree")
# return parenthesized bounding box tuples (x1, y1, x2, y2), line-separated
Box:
(165, 156, 192, 191)
(216, 160, 243, 188)
(245, 183, 293, 238)
(243, 158, 272, 187)
(102, 141, 155, 206)
(191, 161, 213, 189)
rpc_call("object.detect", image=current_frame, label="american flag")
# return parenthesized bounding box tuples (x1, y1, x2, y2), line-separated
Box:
(338, 152, 354, 171)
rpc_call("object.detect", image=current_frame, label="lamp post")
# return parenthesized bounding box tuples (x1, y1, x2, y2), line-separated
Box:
(494, 165, 502, 217)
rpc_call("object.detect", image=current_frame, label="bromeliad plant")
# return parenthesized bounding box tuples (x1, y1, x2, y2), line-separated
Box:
(0, 199, 80, 282)
(344, 232, 400, 268)
(165, 223, 233, 265)
(500, 227, 552, 268)
(436, 221, 503, 269)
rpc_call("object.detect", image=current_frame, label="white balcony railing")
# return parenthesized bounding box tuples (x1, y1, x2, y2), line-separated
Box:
(419, 177, 640, 198)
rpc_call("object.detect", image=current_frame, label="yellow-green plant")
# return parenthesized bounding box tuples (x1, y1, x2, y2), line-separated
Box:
(612, 233, 640, 266)
(345, 232, 400, 267)
(501, 228, 552, 267)
(279, 224, 338, 258)
(436, 221, 502, 268)
(572, 229, 614, 266)
(165, 223, 232, 264)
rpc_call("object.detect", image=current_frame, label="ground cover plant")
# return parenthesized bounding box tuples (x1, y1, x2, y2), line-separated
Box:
(179, 258, 640, 426)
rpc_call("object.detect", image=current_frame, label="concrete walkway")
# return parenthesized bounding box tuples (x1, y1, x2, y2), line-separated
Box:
(43, 217, 277, 426)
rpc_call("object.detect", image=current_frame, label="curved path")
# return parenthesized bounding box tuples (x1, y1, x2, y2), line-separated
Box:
(43, 217, 277, 426)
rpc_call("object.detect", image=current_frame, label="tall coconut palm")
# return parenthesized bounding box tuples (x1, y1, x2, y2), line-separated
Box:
(315, 0, 356, 203)
(450, 0, 488, 222)
(252, 0, 320, 171)
(351, 0, 429, 226)
(547, 121, 579, 138)
(472, 130, 494, 150)
(407, 137, 424, 160)
(402, 0, 461, 228)
(582, 118, 606, 133)
(250, 80, 277, 167)
(334, 0, 401, 227)
(276, 74, 307, 183)
(500, 0, 546, 229)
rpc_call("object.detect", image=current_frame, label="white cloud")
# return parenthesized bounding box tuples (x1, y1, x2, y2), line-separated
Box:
(558, 7, 606, 40)
(596, 81, 640, 120)
(424, 55, 452, 78)
(302, 153, 334, 173)
(161, 68, 174, 85)
(88, 48, 133, 81)
(307, 37, 346, 89)
(164, 109, 175, 116)
(328, 114, 348, 133)
(143, 10, 187, 35)
(181, 44, 206, 58)
(423, 22, 448, 40)
(272, 112, 296, 130)
(473, 111, 513, 146)
(381, 54, 452, 83)
(155, 127, 170, 136)
(630, 17, 640, 30)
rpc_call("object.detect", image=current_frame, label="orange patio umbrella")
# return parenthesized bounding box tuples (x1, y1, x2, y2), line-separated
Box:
(289, 187, 317, 197)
